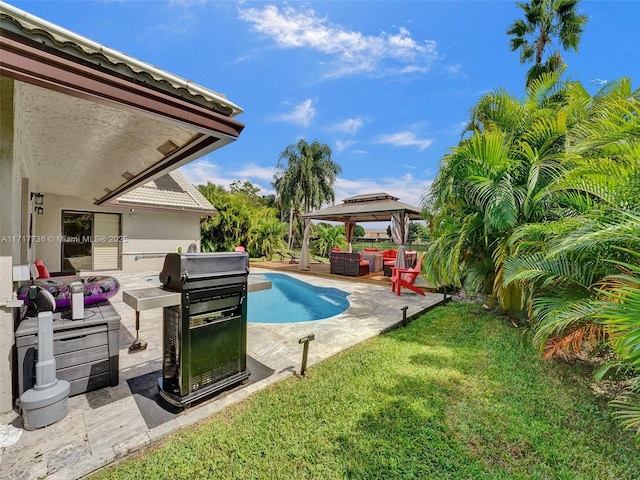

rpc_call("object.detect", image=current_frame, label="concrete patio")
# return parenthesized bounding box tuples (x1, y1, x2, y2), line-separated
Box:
(0, 264, 447, 479)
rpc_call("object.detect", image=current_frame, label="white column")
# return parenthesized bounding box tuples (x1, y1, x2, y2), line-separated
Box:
(0, 257, 16, 412)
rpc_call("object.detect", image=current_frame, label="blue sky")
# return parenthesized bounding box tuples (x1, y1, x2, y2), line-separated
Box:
(7, 0, 640, 219)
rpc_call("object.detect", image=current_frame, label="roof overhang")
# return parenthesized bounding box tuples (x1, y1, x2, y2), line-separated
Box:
(0, 3, 244, 205)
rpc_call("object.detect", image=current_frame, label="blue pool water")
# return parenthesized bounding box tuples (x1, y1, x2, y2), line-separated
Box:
(248, 273, 350, 323)
(144, 273, 350, 323)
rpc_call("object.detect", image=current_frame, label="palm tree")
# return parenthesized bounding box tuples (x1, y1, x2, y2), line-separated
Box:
(507, 0, 587, 86)
(310, 223, 346, 257)
(274, 139, 342, 248)
(272, 171, 301, 248)
(247, 216, 287, 260)
(424, 72, 569, 309)
(499, 80, 640, 437)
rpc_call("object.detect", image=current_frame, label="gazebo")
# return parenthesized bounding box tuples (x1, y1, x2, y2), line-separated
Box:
(299, 193, 423, 271)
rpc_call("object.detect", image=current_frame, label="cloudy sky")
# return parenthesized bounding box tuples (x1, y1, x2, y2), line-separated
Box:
(8, 0, 639, 223)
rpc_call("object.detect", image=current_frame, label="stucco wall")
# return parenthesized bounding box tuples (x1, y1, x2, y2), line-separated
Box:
(34, 193, 201, 273)
(120, 208, 201, 273)
(0, 78, 23, 261)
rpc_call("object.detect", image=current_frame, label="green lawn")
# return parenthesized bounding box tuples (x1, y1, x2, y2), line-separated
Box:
(92, 302, 639, 480)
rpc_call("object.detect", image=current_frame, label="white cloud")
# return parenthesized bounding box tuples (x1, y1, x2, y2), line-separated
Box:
(276, 99, 316, 127)
(442, 63, 463, 76)
(332, 117, 363, 136)
(376, 131, 433, 151)
(334, 174, 430, 210)
(238, 5, 440, 78)
(591, 78, 608, 86)
(178, 160, 276, 195)
(179, 160, 435, 230)
(334, 140, 355, 153)
(329, 174, 433, 229)
(235, 163, 277, 181)
(179, 160, 225, 186)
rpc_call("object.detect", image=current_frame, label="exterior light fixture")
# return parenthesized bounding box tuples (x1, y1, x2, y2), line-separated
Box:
(31, 192, 45, 214)
(31, 192, 44, 205)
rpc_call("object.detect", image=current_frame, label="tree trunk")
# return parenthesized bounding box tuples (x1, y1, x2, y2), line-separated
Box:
(288, 206, 294, 249)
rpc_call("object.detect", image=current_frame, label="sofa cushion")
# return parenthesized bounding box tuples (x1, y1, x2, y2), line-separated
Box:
(381, 249, 397, 259)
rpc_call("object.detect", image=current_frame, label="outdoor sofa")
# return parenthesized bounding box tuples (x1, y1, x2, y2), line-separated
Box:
(329, 251, 369, 276)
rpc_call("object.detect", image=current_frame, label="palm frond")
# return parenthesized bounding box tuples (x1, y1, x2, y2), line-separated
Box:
(609, 383, 640, 440)
(542, 323, 608, 360)
(530, 296, 602, 347)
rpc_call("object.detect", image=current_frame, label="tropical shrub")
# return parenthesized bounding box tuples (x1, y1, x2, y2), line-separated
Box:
(424, 74, 640, 437)
(310, 223, 346, 257)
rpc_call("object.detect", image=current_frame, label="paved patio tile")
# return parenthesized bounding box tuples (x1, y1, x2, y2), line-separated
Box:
(0, 264, 447, 479)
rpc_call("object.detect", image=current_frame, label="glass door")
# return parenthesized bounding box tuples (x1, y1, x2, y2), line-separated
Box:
(61, 211, 93, 273)
(61, 211, 121, 272)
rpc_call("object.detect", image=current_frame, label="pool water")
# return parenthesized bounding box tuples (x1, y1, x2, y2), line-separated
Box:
(248, 273, 350, 323)
(144, 273, 350, 323)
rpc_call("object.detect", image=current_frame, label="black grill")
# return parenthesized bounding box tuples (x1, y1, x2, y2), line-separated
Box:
(158, 252, 250, 407)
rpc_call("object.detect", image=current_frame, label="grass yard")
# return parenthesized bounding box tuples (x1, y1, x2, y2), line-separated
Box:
(92, 302, 639, 480)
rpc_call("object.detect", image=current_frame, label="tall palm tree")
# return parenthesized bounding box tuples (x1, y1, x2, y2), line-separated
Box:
(274, 139, 341, 248)
(507, 0, 587, 86)
(272, 170, 301, 248)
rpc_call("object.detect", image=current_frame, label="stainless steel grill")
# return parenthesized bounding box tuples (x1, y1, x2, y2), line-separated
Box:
(158, 252, 250, 407)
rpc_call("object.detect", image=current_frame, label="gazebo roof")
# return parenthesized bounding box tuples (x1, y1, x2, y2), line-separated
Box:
(302, 193, 422, 223)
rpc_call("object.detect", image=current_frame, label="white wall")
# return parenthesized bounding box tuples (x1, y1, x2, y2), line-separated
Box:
(34, 193, 201, 273)
(120, 208, 200, 273)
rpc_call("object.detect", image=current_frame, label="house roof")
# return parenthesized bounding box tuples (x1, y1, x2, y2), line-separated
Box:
(302, 193, 423, 223)
(0, 4, 242, 118)
(0, 2, 244, 205)
(109, 171, 216, 215)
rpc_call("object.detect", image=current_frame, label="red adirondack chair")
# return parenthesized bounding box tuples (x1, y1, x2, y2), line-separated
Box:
(390, 255, 425, 296)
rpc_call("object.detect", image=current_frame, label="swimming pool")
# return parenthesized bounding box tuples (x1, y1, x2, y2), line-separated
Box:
(248, 273, 350, 323)
(143, 273, 350, 323)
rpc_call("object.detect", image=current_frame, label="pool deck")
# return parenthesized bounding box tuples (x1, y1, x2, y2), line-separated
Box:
(0, 264, 448, 479)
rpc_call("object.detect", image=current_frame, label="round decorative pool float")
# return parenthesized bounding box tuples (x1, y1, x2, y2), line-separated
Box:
(17, 276, 120, 309)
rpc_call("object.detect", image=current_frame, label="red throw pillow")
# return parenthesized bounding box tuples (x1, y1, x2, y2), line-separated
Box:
(34, 259, 50, 279)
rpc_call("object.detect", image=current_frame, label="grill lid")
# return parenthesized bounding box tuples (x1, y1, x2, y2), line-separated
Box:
(159, 252, 249, 291)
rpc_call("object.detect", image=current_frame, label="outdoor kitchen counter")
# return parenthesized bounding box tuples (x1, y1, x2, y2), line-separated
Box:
(122, 276, 272, 353)
(122, 276, 272, 311)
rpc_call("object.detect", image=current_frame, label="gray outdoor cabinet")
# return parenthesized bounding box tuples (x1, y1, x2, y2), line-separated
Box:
(15, 302, 120, 398)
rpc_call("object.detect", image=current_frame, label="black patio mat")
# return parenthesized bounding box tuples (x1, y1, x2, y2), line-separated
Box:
(127, 356, 275, 429)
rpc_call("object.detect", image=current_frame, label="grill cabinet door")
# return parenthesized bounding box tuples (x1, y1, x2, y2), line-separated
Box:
(184, 284, 246, 395)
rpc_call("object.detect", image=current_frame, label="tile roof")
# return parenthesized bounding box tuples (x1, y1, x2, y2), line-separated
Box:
(113, 171, 216, 214)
